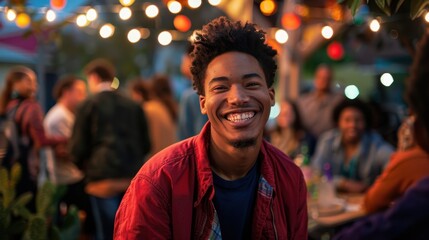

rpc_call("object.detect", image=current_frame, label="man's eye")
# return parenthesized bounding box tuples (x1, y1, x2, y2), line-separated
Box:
(246, 82, 260, 88)
(212, 85, 228, 91)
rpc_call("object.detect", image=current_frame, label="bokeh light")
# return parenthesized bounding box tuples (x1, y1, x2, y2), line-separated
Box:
(158, 31, 173, 46)
(16, 13, 31, 28)
(86, 8, 98, 21)
(46, 9, 56, 22)
(321, 25, 334, 39)
(344, 85, 359, 99)
(50, 0, 66, 10)
(168, 1, 182, 14)
(260, 0, 277, 16)
(100, 24, 115, 38)
(369, 19, 380, 32)
(145, 5, 159, 18)
(327, 41, 344, 60)
(380, 73, 394, 87)
(275, 29, 288, 44)
(6, 9, 17, 21)
(425, 12, 429, 22)
(208, 0, 221, 6)
(281, 13, 301, 30)
(188, 0, 202, 9)
(174, 15, 191, 32)
(76, 14, 88, 27)
(128, 29, 141, 43)
(119, 0, 134, 7)
(119, 7, 132, 20)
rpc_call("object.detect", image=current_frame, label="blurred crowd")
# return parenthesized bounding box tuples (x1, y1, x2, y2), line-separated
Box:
(1, 36, 428, 240)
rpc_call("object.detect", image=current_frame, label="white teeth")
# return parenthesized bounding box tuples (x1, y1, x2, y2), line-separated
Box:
(226, 112, 255, 122)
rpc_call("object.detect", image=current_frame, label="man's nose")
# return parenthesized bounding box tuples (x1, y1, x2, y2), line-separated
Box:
(227, 85, 249, 105)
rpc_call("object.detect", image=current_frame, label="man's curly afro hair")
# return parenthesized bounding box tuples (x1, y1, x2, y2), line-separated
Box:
(190, 16, 277, 96)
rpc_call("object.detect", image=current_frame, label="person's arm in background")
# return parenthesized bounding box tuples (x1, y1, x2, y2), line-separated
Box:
(69, 101, 92, 169)
(333, 176, 429, 240)
(138, 105, 151, 161)
(25, 102, 67, 148)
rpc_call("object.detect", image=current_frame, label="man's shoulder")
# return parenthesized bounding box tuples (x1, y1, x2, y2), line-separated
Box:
(136, 138, 197, 180)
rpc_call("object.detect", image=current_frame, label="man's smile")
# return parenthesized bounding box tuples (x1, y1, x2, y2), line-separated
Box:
(225, 111, 256, 122)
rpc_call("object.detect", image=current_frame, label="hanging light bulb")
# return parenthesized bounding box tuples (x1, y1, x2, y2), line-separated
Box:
(119, 7, 132, 20)
(46, 9, 56, 22)
(100, 23, 115, 38)
(168, 1, 182, 14)
(158, 31, 173, 46)
(369, 19, 380, 32)
(425, 12, 429, 22)
(50, 0, 67, 10)
(76, 14, 88, 27)
(321, 25, 334, 39)
(6, 8, 17, 21)
(128, 29, 141, 43)
(15, 12, 31, 28)
(275, 29, 288, 44)
(145, 5, 159, 18)
(119, 0, 135, 7)
(188, 0, 202, 9)
(208, 0, 221, 6)
(86, 8, 97, 21)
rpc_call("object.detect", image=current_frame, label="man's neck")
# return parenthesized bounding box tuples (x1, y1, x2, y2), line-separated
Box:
(58, 100, 74, 114)
(209, 140, 261, 181)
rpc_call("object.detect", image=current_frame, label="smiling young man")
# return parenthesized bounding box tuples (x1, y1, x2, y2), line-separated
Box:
(114, 16, 308, 240)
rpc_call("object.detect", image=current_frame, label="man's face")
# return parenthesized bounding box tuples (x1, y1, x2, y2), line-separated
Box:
(66, 80, 87, 111)
(314, 66, 332, 92)
(199, 51, 275, 149)
(14, 75, 37, 98)
(87, 73, 100, 94)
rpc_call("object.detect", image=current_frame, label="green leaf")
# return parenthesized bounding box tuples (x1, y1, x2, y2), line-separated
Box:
(36, 181, 55, 216)
(10, 163, 22, 188)
(0, 167, 9, 194)
(25, 216, 47, 240)
(13, 192, 33, 209)
(12, 205, 32, 219)
(375, 0, 391, 15)
(348, 0, 362, 16)
(410, 0, 429, 19)
(395, 0, 406, 13)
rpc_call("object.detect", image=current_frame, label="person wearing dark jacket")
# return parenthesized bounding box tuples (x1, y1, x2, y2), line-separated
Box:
(70, 59, 150, 240)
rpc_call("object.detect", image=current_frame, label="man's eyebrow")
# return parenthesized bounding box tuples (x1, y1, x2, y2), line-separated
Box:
(243, 73, 263, 80)
(208, 76, 229, 86)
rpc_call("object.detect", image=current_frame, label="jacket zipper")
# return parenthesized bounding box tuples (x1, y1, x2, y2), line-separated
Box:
(271, 203, 278, 240)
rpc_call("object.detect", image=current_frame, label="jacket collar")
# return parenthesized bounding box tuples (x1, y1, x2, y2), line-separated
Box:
(193, 122, 276, 207)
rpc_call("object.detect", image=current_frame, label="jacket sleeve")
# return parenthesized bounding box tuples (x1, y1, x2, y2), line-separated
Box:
(294, 173, 308, 240)
(114, 174, 171, 239)
(69, 102, 92, 169)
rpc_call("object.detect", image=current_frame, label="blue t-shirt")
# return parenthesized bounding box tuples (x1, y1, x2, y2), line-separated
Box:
(212, 161, 260, 240)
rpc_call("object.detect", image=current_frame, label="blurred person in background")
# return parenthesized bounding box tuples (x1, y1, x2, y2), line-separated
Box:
(177, 44, 208, 140)
(129, 78, 177, 156)
(42, 75, 94, 237)
(311, 98, 394, 193)
(70, 59, 151, 240)
(333, 30, 429, 240)
(150, 74, 179, 125)
(268, 99, 315, 161)
(0, 66, 67, 209)
(296, 64, 343, 139)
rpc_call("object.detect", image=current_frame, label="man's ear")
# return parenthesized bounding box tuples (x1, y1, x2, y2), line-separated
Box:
(200, 95, 207, 114)
(269, 88, 275, 106)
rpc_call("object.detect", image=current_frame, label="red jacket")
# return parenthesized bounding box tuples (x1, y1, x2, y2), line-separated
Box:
(114, 123, 308, 239)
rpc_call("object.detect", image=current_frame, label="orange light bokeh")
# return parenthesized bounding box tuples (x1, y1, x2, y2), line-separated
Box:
(50, 0, 67, 10)
(260, 0, 277, 16)
(16, 12, 30, 28)
(281, 13, 301, 30)
(174, 15, 191, 32)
